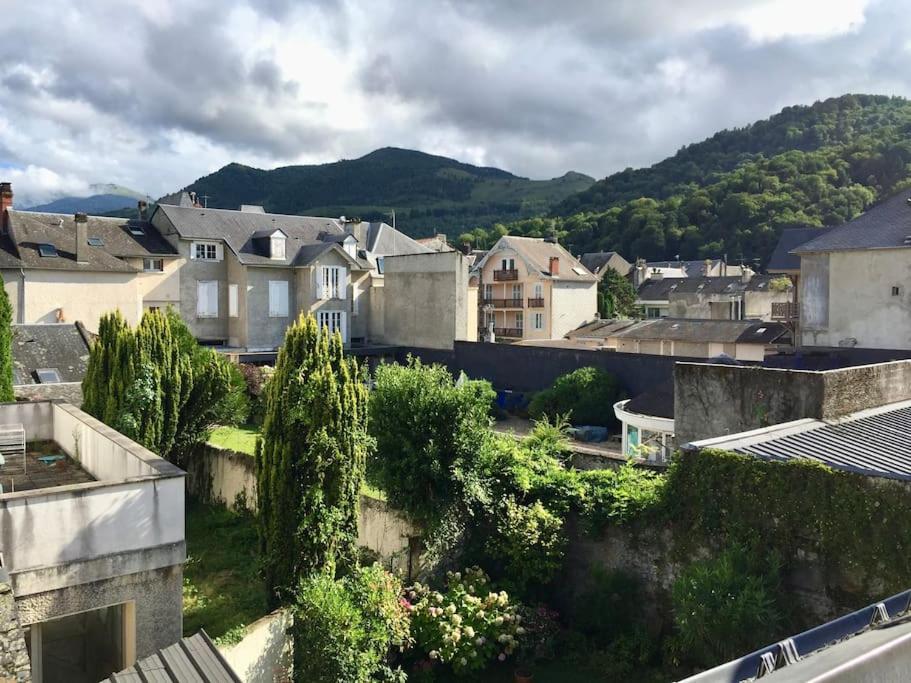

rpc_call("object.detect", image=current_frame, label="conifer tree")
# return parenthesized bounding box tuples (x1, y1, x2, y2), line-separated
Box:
(257, 313, 370, 606)
(0, 284, 14, 402)
(82, 311, 135, 424)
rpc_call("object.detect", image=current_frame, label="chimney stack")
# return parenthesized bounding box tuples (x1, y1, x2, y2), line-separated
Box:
(74, 212, 88, 264)
(137, 200, 148, 221)
(0, 182, 12, 233)
(549, 256, 560, 275)
(703, 258, 713, 277)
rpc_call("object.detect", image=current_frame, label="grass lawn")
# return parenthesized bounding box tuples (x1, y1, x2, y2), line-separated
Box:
(183, 501, 269, 645)
(208, 424, 259, 456)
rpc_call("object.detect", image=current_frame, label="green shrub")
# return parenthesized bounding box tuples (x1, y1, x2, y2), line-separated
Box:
(527, 367, 625, 427)
(292, 564, 410, 683)
(574, 569, 644, 646)
(669, 546, 782, 669)
(579, 463, 665, 532)
(408, 567, 524, 676)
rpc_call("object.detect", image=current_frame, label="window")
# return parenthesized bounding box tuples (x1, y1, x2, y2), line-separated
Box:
(128, 224, 145, 236)
(270, 235, 286, 260)
(196, 280, 218, 317)
(376, 257, 385, 274)
(646, 307, 664, 319)
(35, 368, 61, 384)
(228, 284, 238, 318)
(192, 242, 218, 260)
(318, 266, 346, 299)
(533, 283, 543, 299)
(892, 286, 902, 297)
(511, 284, 523, 300)
(515, 311, 523, 330)
(343, 237, 357, 259)
(142, 258, 163, 272)
(269, 280, 289, 317)
(38, 244, 57, 257)
(534, 313, 544, 330)
(501, 258, 515, 271)
(317, 310, 346, 341)
(87, 236, 104, 247)
(572, 266, 587, 276)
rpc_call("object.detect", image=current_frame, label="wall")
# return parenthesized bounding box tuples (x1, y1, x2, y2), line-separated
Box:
(245, 265, 295, 351)
(367, 276, 385, 341)
(21, 270, 141, 332)
(13, 382, 83, 405)
(171, 237, 229, 342)
(674, 359, 911, 443)
(0, 570, 30, 682)
(124, 256, 182, 307)
(220, 609, 291, 683)
(549, 280, 598, 339)
(226, 251, 248, 348)
(0, 271, 22, 325)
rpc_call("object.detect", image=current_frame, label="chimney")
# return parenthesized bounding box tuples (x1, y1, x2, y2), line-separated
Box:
(703, 258, 713, 277)
(137, 200, 148, 221)
(436, 233, 447, 245)
(74, 212, 88, 264)
(0, 182, 12, 233)
(651, 268, 664, 281)
(634, 258, 647, 287)
(549, 256, 560, 275)
(741, 266, 755, 284)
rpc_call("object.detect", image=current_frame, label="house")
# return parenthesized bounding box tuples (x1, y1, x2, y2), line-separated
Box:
(635, 273, 791, 320)
(11, 323, 92, 404)
(579, 251, 631, 277)
(415, 233, 455, 252)
(0, 183, 179, 331)
(149, 197, 431, 350)
(765, 227, 834, 324)
(0, 400, 185, 682)
(474, 235, 598, 342)
(792, 189, 911, 350)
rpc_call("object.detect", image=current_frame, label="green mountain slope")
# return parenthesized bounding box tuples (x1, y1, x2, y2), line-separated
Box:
(467, 95, 911, 266)
(173, 147, 594, 237)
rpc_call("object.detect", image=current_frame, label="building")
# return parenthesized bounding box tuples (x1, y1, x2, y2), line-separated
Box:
(11, 323, 92, 404)
(766, 227, 834, 326)
(0, 400, 185, 682)
(0, 184, 179, 331)
(474, 235, 598, 342)
(578, 251, 631, 277)
(613, 385, 675, 463)
(792, 189, 911, 350)
(635, 273, 790, 320)
(415, 233, 455, 252)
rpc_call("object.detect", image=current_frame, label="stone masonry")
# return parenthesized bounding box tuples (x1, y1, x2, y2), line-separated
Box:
(0, 570, 29, 682)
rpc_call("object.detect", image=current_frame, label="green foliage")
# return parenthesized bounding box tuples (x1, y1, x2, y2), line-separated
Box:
(769, 275, 793, 292)
(409, 567, 524, 676)
(82, 311, 135, 425)
(292, 564, 410, 683)
(577, 464, 665, 533)
(527, 367, 625, 427)
(0, 284, 13, 402)
(597, 267, 638, 319)
(669, 546, 782, 669)
(574, 569, 645, 647)
(257, 314, 371, 605)
(368, 358, 496, 526)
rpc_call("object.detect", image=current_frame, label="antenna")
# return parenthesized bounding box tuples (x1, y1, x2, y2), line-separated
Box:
(200, 194, 211, 208)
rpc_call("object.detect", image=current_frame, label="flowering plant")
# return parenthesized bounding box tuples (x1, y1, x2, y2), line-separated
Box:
(407, 567, 525, 675)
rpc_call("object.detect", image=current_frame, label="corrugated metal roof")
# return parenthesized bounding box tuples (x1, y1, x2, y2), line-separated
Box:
(105, 631, 240, 683)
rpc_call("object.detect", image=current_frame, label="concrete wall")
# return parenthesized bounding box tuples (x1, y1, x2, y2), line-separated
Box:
(173, 237, 229, 342)
(550, 280, 598, 339)
(220, 609, 291, 683)
(245, 266, 295, 351)
(801, 249, 911, 349)
(674, 359, 911, 443)
(0, 570, 30, 681)
(124, 256, 182, 308)
(367, 276, 385, 341)
(19, 270, 141, 332)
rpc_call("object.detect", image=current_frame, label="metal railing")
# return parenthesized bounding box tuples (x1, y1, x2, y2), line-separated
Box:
(527, 297, 544, 308)
(494, 327, 523, 337)
(481, 298, 525, 308)
(771, 302, 798, 320)
(492, 269, 519, 281)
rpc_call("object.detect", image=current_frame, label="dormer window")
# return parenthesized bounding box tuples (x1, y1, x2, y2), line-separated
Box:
(343, 235, 357, 259)
(270, 234, 286, 260)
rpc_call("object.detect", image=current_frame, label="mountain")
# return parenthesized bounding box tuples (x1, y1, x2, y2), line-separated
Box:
(26, 183, 147, 215)
(172, 148, 594, 237)
(466, 95, 911, 266)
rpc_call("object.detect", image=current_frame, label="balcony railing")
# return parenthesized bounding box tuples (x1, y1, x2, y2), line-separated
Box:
(492, 269, 519, 281)
(495, 327, 524, 338)
(527, 297, 545, 308)
(771, 302, 798, 321)
(481, 298, 525, 309)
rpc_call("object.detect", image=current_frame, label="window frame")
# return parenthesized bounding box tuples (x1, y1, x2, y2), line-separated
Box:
(192, 242, 219, 261)
(142, 258, 164, 272)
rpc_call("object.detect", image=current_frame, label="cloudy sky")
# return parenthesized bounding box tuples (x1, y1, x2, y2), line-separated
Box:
(1, 0, 909, 204)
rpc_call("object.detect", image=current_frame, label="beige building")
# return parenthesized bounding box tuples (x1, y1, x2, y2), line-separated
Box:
(474, 235, 598, 342)
(635, 273, 791, 321)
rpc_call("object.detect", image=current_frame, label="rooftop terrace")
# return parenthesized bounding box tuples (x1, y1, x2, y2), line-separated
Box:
(0, 440, 95, 494)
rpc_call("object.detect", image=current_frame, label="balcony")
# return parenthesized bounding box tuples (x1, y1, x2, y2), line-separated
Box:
(492, 269, 519, 281)
(771, 302, 798, 321)
(527, 297, 545, 308)
(481, 298, 525, 309)
(495, 327, 524, 338)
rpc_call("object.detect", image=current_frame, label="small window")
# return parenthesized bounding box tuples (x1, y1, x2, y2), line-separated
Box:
(143, 258, 164, 272)
(270, 235, 286, 260)
(35, 368, 61, 384)
(193, 242, 218, 260)
(128, 225, 145, 236)
(197, 280, 218, 317)
(38, 244, 57, 257)
(87, 237, 104, 247)
(376, 257, 385, 274)
(892, 286, 902, 297)
(534, 313, 544, 330)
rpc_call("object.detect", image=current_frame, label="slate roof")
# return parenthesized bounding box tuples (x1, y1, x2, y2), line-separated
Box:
(636, 274, 781, 301)
(477, 236, 598, 282)
(793, 190, 911, 253)
(567, 318, 640, 339)
(687, 399, 911, 481)
(767, 227, 834, 271)
(610, 318, 789, 345)
(104, 630, 241, 683)
(12, 323, 91, 384)
(624, 384, 675, 419)
(2, 210, 177, 272)
(579, 251, 631, 276)
(362, 221, 430, 257)
(645, 259, 719, 276)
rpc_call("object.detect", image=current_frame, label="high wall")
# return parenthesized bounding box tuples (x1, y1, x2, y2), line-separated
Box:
(0, 569, 30, 682)
(674, 359, 911, 443)
(20, 270, 141, 332)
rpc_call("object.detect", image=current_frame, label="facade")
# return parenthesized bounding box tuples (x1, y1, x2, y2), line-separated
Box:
(0, 400, 185, 682)
(793, 190, 911, 350)
(635, 273, 791, 320)
(474, 235, 598, 343)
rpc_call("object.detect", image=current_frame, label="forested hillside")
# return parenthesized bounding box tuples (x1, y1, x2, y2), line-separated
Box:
(463, 95, 911, 266)
(172, 147, 593, 236)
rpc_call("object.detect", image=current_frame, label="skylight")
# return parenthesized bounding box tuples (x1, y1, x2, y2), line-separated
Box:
(572, 266, 587, 276)
(38, 244, 57, 257)
(87, 237, 104, 247)
(35, 368, 61, 384)
(128, 225, 145, 236)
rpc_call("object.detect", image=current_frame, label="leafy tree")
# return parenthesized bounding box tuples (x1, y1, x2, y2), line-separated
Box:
(257, 314, 371, 606)
(597, 268, 638, 318)
(528, 367, 625, 427)
(0, 285, 14, 402)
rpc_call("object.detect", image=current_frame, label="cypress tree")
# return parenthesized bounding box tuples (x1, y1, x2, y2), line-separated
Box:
(82, 311, 135, 424)
(0, 284, 14, 402)
(257, 313, 370, 606)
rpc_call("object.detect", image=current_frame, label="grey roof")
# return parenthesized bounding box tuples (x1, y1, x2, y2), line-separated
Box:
(362, 221, 431, 257)
(610, 318, 789, 345)
(568, 318, 640, 339)
(477, 236, 598, 282)
(625, 384, 675, 419)
(645, 259, 717, 276)
(767, 227, 834, 271)
(793, 190, 911, 253)
(688, 399, 911, 481)
(680, 588, 911, 683)
(3, 210, 177, 272)
(636, 274, 781, 301)
(579, 251, 631, 276)
(12, 323, 91, 384)
(158, 190, 196, 208)
(105, 630, 240, 683)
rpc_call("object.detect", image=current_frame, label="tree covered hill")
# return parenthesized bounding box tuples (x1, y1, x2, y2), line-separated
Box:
(463, 95, 911, 267)
(172, 147, 594, 237)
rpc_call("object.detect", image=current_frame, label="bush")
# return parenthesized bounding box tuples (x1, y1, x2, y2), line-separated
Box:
(292, 564, 410, 683)
(527, 367, 625, 427)
(408, 567, 524, 676)
(238, 363, 272, 426)
(574, 569, 644, 647)
(579, 463, 666, 532)
(669, 546, 782, 669)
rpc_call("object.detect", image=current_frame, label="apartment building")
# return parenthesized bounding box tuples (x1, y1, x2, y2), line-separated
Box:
(474, 235, 598, 342)
(635, 273, 791, 320)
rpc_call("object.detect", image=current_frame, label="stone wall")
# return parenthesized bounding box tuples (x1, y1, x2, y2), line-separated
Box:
(0, 570, 29, 682)
(13, 382, 83, 405)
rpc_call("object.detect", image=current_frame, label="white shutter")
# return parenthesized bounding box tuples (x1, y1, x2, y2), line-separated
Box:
(196, 281, 205, 315)
(339, 268, 348, 299)
(190, 243, 197, 260)
(215, 243, 224, 261)
(269, 281, 289, 317)
(228, 284, 238, 317)
(339, 312, 347, 344)
(208, 281, 218, 316)
(315, 267, 325, 300)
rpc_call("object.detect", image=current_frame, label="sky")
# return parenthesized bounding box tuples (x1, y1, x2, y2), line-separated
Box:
(0, 0, 909, 205)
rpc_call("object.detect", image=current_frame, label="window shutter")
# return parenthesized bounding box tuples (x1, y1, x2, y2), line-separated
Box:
(340, 312, 347, 344)
(215, 243, 224, 261)
(190, 243, 197, 260)
(339, 268, 348, 299)
(208, 281, 218, 316)
(229, 284, 238, 317)
(196, 281, 205, 315)
(315, 267, 324, 300)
